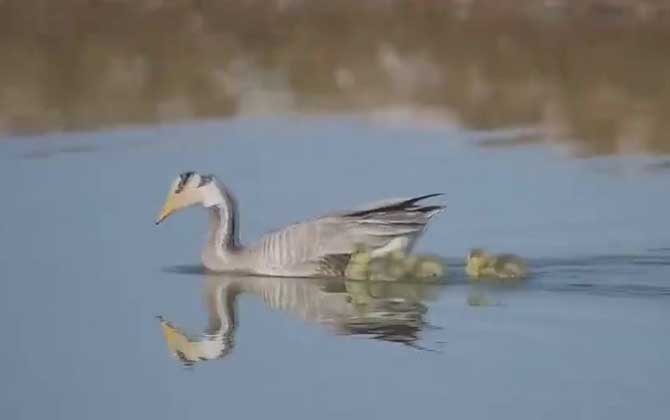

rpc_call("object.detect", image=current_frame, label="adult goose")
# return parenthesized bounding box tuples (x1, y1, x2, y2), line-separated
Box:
(155, 171, 444, 277)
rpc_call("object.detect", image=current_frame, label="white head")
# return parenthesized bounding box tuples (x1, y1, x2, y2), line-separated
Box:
(155, 171, 224, 224)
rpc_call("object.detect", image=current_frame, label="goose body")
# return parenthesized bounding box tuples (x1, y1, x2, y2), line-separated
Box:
(156, 172, 444, 277)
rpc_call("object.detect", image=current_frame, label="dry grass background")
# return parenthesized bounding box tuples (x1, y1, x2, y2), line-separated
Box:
(1, 0, 669, 156)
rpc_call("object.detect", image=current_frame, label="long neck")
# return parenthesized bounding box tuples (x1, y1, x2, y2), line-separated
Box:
(206, 183, 240, 253)
(203, 279, 238, 359)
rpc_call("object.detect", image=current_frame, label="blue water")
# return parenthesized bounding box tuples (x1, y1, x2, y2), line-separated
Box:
(1, 116, 669, 419)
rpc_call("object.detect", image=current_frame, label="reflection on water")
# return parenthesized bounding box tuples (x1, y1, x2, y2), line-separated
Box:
(159, 248, 670, 366)
(2, 94, 670, 418)
(2, 0, 670, 156)
(158, 272, 443, 366)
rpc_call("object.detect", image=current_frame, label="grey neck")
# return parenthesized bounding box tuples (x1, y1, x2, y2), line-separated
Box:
(203, 279, 238, 359)
(206, 183, 240, 253)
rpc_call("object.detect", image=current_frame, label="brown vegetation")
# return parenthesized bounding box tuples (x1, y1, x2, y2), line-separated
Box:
(1, 0, 669, 155)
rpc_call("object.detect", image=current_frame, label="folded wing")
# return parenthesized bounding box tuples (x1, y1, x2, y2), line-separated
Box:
(251, 194, 445, 275)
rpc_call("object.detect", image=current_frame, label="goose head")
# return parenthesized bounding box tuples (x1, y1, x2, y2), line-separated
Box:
(155, 171, 223, 224)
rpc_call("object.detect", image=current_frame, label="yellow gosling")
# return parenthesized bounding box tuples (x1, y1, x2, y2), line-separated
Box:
(375, 254, 444, 281)
(491, 254, 528, 279)
(466, 248, 528, 280)
(412, 257, 445, 279)
(465, 248, 493, 279)
(368, 257, 400, 281)
(344, 246, 373, 280)
(345, 245, 446, 281)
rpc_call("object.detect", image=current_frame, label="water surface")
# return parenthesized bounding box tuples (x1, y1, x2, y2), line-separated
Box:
(1, 116, 669, 419)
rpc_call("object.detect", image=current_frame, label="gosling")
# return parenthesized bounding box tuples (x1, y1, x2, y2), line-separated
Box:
(345, 248, 444, 281)
(465, 248, 527, 280)
(344, 246, 373, 281)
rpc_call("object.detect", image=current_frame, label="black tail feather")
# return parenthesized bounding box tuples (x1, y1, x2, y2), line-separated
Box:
(346, 193, 445, 218)
(416, 205, 445, 214)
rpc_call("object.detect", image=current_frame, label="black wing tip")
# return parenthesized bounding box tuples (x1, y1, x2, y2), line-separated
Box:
(412, 193, 446, 211)
(408, 193, 445, 206)
(346, 193, 446, 218)
(419, 205, 446, 215)
(417, 192, 444, 199)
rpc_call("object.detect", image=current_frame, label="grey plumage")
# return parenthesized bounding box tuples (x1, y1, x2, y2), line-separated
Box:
(158, 273, 438, 364)
(174, 174, 445, 277)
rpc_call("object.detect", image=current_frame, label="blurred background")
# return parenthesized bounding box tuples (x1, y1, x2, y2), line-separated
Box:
(2, 0, 670, 157)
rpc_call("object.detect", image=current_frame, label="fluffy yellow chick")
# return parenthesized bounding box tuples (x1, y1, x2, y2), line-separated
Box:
(466, 248, 527, 280)
(344, 246, 373, 280)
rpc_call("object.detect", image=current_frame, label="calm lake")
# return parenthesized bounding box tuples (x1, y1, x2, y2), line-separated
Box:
(1, 2, 670, 419)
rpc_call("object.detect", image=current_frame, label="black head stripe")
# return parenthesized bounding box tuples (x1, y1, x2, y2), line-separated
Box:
(198, 174, 213, 187)
(176, 171, 195, 193)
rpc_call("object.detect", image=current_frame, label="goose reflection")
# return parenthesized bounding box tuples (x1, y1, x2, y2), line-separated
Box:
(158, 273, 444, 366)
